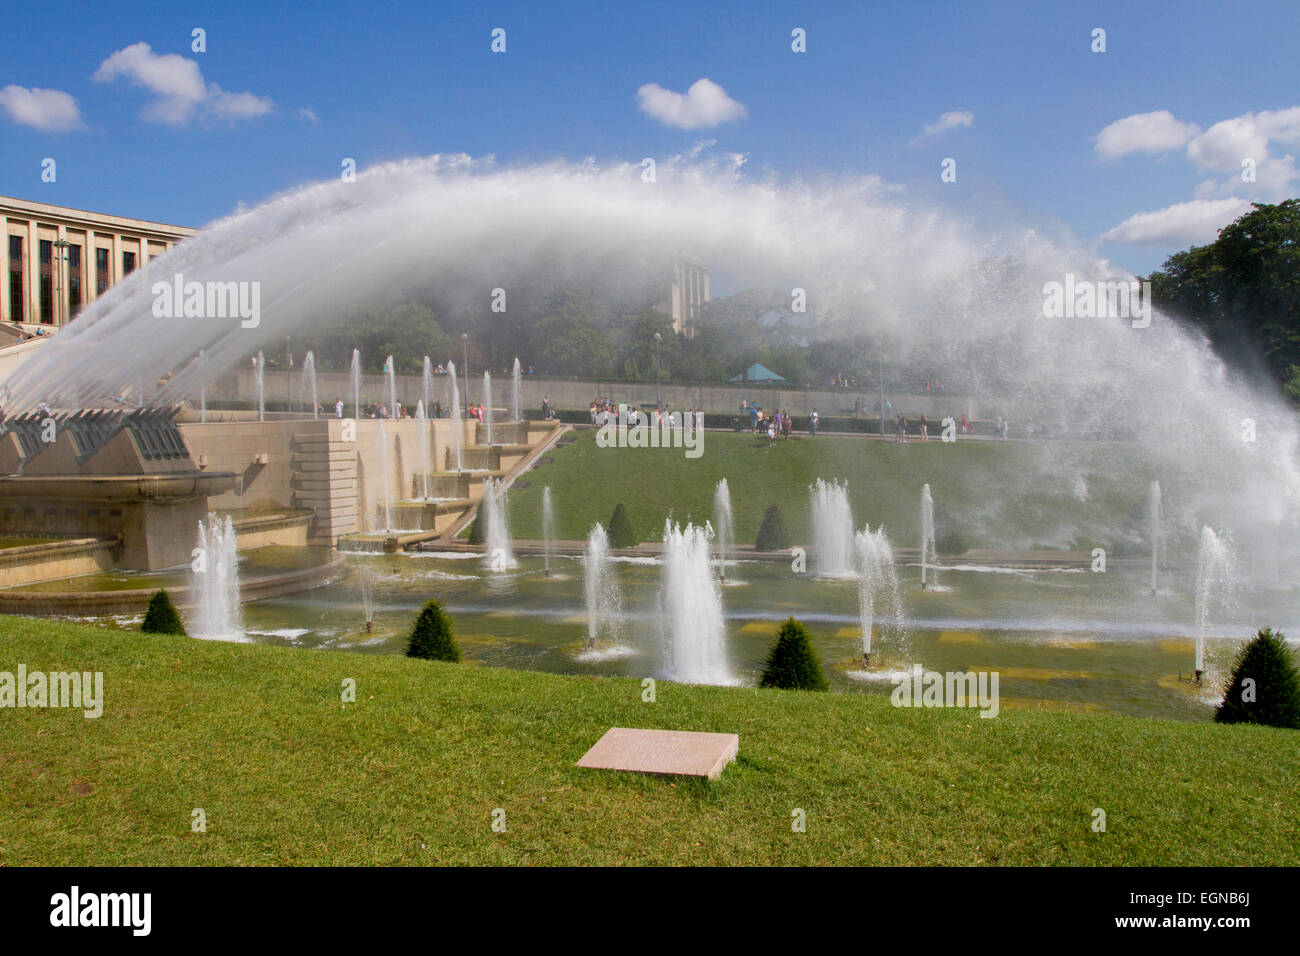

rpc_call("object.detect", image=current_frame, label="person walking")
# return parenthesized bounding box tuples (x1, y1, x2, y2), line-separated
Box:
(920, 413, 929, 441)
(334, 398, 344, 418)
(810, 408, 819, 436)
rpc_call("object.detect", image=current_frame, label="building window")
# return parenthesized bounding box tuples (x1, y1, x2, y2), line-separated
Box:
(95, 247, 110, 295)
(7, 236, 22, 323)
(39, 240, 53, 324)
(122, 250, 136, 276)
(67, 244, 82, 319)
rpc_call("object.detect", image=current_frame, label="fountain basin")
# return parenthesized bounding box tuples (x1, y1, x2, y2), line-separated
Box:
(0, 471, 238, 570)
(0, 545, 345, 616)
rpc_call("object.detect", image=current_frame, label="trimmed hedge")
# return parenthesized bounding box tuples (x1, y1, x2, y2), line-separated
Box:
(467, 501, 487, 544)
(759, 618, 830, 691)
(606, 503, 638, 549)
(141, 589, 187, 636)
(406, 599, 461, 662)
(1215, 628, 1300, 729)
(754, 504, 792, 551)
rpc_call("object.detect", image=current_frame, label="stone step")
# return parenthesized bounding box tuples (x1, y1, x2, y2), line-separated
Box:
(291, 440, 358, 454)
(291, 477, 357, 492)
(295, 460, 358, 474)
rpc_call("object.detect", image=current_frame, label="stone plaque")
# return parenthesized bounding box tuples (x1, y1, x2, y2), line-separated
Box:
(576, 727, 739, 780)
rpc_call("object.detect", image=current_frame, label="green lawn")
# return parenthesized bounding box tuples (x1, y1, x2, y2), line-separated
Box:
(505, 430, 1231, 553)
(1, 618, 1295, 865)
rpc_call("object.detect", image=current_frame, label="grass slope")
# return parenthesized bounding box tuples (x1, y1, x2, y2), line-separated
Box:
(2, 618, 1296, 866)
(505, 431, 1230, 552)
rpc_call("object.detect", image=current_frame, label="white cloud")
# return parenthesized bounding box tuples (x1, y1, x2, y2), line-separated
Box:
(1100, 198, 1252, 246)
(296, 106, 319, 124)
(0, 85, 83, 132)
(1184, 107, 1300, 201)
(93, 42, 272, 125)
(1095, 110, 1200, 159)
(922, 110, 973, 138)
(637, 78, 746, 130)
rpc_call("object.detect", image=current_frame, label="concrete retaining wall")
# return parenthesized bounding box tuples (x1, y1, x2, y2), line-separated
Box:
(208, 369, 978, 420)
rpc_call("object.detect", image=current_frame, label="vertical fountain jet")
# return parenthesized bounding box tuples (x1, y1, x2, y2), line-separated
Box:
(376, 419, 393, 532)
(713, 477, 734, 581)
(483, 371, 494, 446)
(350, 348, 361, 420)
(482, 478, 515, 569)
(359, 562, 376, 633)
(512, 357, 522, 422)
(256, 350, 265, 422)
(661, 520, 731, 685)
(422, 356, 434, 417)
(384, 355, 397, 417)
(1192, 526, 1236, 685)
(1149, 480, 1161, 594)
(541, 485, 555, 577)
(855, 525, 902, 666)
(583, 522, 623, 650)
(301, 350, 318, 419)
(198, 348, 207, 423)
(809, 478, 854, 577)
(447, 360, 463, 471)
(416, 400, 430, 500)
(190, 512, 243, 640)
(920, 483, 937, 590)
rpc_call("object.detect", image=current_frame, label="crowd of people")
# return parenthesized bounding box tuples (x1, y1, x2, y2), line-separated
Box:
(588, 399, 704, 431)
(338, 399, 456, 420)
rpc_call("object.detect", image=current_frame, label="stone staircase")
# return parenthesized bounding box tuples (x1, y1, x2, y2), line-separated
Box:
(290, 434, 359, 546)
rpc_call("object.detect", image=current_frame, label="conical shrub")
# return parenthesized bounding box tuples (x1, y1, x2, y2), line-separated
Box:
(759, 618, 829, 691)
(1215, 628, 1300, 729)
(142, 589, 187, 635)
(406, 599, 461, 662)
(467, 500, 487, 544)
(754, 504, 791, 551)
(606, 503, 638, 549)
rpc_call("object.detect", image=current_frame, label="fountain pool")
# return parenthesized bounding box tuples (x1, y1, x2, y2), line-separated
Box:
(116, 546, 1297, 721)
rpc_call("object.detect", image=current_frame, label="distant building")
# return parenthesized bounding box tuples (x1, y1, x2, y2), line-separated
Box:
(2, 196, 195, 333)
(657, 257, 710, 337)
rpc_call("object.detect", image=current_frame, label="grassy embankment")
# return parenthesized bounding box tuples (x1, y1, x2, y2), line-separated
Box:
(1, 618, 1295, 865)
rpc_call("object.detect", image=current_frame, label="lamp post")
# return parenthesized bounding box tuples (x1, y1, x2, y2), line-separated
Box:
(654, 331, 662, 408)
(878, 355, 885, 438)
(285, 336, 293, 414)
(461, 333, 470, 414)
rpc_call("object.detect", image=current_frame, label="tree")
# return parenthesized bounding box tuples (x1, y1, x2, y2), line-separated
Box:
(407, 599, 461, 662)
(533, 298, 615, 378)
(755, 504, 791, 551)
(1148, 199, 1300, 386)
(759, 618, 829, 691)
(606, 503, 638, 549)
(142, 589, 187, 635)
(620, 308, 678, 381)
(1215, 628, 1300, 729)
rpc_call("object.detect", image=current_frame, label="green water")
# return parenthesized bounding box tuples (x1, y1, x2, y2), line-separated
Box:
(14, 546, 334, 593)
(214, 550, 1297, 722)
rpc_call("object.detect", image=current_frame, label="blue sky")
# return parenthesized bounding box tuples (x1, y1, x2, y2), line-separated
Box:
(3, 0, 1298, 274)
